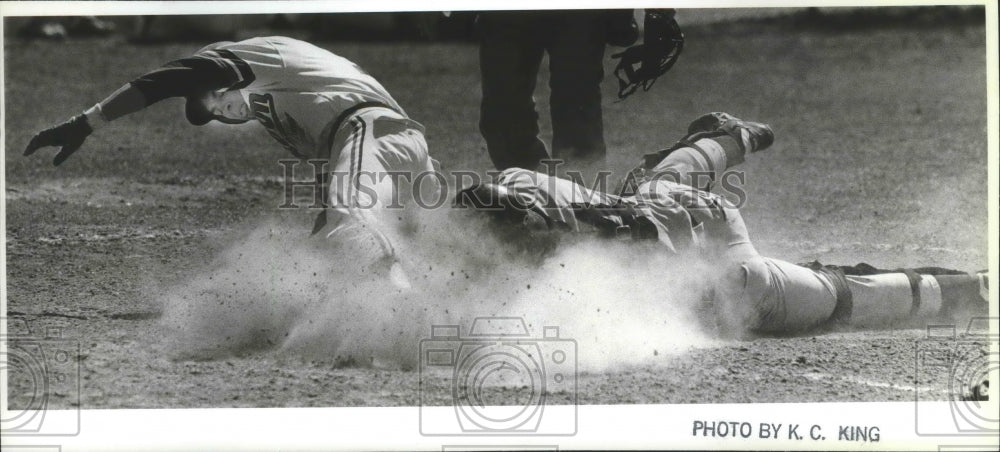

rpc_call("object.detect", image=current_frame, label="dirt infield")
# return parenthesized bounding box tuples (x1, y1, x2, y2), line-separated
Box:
(3, 9, 990, 412)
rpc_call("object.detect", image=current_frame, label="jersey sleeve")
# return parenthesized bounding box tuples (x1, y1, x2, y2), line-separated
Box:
(128, 43, 258, 106)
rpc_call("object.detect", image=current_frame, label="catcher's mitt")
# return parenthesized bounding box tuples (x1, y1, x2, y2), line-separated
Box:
(612, 8, 684, 100)
(572, 202, 658, 241)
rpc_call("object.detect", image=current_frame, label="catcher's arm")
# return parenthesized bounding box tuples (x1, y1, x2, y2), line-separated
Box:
(611, 8, 684, 100)
(24, 54, 238, 166)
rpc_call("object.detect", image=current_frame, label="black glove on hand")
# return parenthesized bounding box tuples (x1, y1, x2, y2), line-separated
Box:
(24, 114, 93, 166)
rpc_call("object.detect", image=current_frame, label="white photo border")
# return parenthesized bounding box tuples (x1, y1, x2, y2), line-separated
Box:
(1, 1, 997, 451)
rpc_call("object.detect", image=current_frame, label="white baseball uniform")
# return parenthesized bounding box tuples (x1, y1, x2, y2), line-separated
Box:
(32, 36, 442, 288)
(491, 132, 972, 333)
(196, 37, 440, 261)
(639, 136, 954, 332)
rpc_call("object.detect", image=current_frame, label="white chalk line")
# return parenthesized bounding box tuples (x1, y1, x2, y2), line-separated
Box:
(803, 372, 949, 395)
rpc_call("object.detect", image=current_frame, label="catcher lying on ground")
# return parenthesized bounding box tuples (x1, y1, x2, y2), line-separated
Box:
(455, 112, 988, 334)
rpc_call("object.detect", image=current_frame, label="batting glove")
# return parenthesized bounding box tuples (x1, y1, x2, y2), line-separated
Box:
(24, 115, 93, 166)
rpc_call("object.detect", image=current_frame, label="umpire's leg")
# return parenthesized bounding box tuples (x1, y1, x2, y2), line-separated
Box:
(478, 12, 550, 171)
(547, 10, 608, 164)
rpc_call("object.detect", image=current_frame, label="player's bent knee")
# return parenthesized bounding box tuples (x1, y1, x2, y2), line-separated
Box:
(719, 258, 842, 335)
(711, 259, 770, 335)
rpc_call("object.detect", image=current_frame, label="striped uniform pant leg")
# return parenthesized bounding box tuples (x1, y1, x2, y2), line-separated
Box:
(326, 115, 396, 260)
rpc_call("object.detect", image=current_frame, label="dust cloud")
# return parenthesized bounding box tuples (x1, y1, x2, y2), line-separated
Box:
(157, 209, 723, 372)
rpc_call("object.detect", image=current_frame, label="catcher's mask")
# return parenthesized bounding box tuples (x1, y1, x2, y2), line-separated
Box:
(611, 8, 684, 100)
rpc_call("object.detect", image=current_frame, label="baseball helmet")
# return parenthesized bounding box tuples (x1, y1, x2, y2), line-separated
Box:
(185, 41, 248, 126)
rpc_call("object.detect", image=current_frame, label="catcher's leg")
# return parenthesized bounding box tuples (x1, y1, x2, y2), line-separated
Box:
(798, 262, 988, 327)
(719, 256, 840, 335)
(721, 257, 989, 334)
(626, 112, 774, 192)
(684, 112, 774, 159)
(843, 270, 987, 327)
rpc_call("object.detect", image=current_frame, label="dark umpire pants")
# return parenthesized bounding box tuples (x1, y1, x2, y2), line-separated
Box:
(478, 10, 609, 171)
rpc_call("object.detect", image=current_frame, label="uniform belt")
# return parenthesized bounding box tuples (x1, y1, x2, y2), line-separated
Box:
(331, 101, 398, 137)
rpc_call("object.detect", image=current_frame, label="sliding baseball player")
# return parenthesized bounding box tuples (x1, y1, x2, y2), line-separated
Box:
(456, 112, 988, 334)
(24, 36, 439, 287)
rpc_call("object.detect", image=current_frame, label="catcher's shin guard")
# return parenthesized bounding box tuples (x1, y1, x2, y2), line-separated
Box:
(619, 112, 773, 196)
(685, 112, 774, 155)
(803, 261, 988, 319)
(937, 273, 989, 317)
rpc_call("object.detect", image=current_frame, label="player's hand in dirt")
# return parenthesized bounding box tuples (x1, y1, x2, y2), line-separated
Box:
(24, 115, 93, 166)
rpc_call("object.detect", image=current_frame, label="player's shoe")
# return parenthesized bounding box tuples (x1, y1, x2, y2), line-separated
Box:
(619, 112, 773, 196)
(685, 112, 774, 154)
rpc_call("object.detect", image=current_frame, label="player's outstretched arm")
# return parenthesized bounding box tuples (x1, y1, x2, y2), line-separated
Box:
(23, 83, 144, 166)
(24, 48, 246, 166)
